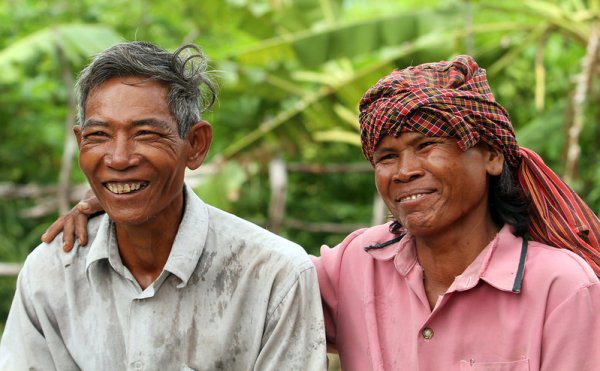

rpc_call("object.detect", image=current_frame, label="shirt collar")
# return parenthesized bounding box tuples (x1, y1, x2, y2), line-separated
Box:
(85, 215, 114, 272)
(366, 224, 525, 293)
(163, 185, 208, 288)
(85, 184, 209, 289)
(479, 224, 526, 292)
(364, 228, 418, 275)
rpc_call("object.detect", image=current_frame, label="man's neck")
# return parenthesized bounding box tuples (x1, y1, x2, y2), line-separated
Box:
(114, 193, 186, 290)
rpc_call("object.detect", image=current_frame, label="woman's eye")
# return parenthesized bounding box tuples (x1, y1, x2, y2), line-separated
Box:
(418, 141, 438, 149)
(375, 153, 397, 163)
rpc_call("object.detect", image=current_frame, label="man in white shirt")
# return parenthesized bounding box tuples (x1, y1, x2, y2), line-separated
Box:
(0, 41, 326, 371)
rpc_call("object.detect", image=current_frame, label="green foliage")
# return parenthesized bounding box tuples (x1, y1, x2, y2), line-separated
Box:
(0, 200, 50, 262)
(0, 22, 121, 185)
(193, 161, 258, 211)
(0, 24, 123, 83)
(0, 277, 17, 333)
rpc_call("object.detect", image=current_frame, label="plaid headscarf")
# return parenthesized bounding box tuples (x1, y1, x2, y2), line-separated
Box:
(359, 55, 600, 275)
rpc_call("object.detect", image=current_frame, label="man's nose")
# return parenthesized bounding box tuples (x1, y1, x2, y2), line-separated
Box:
(104, 136, 139, 169)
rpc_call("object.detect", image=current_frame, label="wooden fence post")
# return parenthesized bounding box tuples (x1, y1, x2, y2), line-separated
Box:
(268, 157, 288, 234)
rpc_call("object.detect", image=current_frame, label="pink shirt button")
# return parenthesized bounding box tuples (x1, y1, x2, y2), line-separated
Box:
(421, 327, 434, 340)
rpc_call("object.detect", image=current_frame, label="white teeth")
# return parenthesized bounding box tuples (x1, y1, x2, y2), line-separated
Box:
(400, 193, 426, 202)
(106, 182, 145, 194)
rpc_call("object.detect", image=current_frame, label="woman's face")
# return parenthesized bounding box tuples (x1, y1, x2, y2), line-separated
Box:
(372, 132, 503, 238)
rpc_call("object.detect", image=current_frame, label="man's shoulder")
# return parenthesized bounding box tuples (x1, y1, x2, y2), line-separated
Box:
(24, 215, 104, 277)
(18, 238, 74, 294)
(205, 205, 312, 270)
(197, 205, 318, 317)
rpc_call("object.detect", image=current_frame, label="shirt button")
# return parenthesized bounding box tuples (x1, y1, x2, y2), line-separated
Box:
(422, 327, 434, 340)
(133, 361, 144, 370)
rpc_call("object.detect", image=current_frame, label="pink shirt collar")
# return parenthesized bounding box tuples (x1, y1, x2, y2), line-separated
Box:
(366, 224, 524, 293)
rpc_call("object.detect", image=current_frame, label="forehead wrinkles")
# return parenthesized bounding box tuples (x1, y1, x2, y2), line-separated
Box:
(84, 77, 172, 123)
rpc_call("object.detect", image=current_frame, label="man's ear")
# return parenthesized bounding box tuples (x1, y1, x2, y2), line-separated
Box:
(186, 120, 212, 170)
(73, 126, 82, 148)
(485, 145, 504, 177)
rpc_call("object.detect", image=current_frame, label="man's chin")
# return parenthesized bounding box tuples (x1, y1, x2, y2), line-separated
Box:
(104, 209, 150, 227)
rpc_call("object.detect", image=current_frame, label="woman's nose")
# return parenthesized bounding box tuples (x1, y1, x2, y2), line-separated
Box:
(392, 152, 423, 183)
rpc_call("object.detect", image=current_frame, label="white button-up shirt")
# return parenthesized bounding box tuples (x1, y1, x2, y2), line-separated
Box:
(0, 186, 327, 370)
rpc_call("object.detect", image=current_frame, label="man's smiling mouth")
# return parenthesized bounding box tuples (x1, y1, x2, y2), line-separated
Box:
(104, 182, 148, 194)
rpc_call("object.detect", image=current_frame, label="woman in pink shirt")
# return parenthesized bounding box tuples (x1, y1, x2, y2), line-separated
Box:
(45, 55, 600, 370)
(313, 55, 600, 370)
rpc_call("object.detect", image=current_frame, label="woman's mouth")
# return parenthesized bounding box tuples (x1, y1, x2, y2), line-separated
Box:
(398, 193, 428, 202)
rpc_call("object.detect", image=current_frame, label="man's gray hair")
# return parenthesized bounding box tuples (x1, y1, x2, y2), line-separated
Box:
(76, 41, 217, 137)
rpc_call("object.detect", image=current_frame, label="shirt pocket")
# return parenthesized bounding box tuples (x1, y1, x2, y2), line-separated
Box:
(460, 359, 529, 371)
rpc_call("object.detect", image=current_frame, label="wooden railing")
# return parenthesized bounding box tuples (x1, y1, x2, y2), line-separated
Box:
(0, 263, 22, 277)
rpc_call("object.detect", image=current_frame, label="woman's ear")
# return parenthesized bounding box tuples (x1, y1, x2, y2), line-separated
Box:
(485, 145, 504, 176)
(186, 120, 212, 170)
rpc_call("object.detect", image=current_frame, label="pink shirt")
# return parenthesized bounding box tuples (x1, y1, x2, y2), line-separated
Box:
(313, 224, 600, 371)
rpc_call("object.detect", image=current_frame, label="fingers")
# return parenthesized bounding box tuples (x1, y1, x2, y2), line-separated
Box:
(41, 201, 96, 251)
(74, 209, 90, 247)
(71, 197, 103, 248)
(40, 188, 103, 251)
(61, 200, 96, 251)
(41, 215, 66, 244)
(77, 196, 103, 216)
(62, 214, 76, 252)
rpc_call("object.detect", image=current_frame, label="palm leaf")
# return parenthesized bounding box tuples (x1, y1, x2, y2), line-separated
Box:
(0, 24, 122, 83)
(220, 8, 460, 67)
(221, 31, 457, 159)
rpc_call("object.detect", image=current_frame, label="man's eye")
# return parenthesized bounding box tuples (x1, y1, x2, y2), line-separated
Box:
(83, 131, 108, 140)
(136, 130, 159, 137)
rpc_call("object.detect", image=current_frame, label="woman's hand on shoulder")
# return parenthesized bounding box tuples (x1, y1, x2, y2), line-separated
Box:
(41, 189, 103, 251)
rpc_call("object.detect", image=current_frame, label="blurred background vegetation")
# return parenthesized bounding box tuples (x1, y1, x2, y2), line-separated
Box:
(1, 0, 599, 340)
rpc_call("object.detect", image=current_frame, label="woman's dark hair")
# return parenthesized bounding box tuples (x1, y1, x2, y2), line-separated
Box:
(489, 162, 531, 236)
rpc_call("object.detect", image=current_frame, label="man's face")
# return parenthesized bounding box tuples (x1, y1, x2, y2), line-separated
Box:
(75, 76, 192, 226)
(372, 132, 503, 238)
